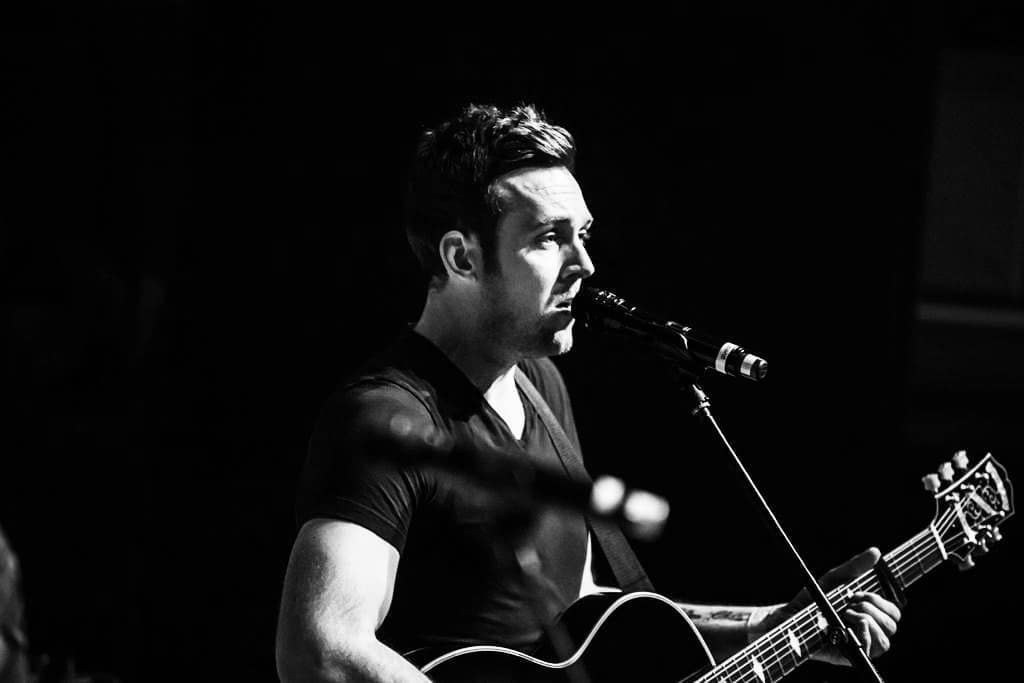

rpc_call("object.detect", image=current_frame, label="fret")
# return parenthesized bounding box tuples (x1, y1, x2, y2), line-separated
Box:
(756, 630, 785, 683)
(887, 528, 946, 590)
(784, 626, 802, 669)
(698, 606, 826, 683)
(748, 649, 767, 683)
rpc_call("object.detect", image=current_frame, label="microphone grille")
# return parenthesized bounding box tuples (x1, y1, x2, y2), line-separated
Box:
(573, 287, 643, 333)
(575, 287, 624, 310)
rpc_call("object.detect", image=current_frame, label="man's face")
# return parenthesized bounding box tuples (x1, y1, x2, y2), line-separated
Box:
(478, 165, 596, 359)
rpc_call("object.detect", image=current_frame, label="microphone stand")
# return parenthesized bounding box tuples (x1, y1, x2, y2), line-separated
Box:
(679, 374, 886, 683)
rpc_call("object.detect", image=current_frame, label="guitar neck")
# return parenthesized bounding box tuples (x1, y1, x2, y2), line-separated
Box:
(696, 527, 947, 683)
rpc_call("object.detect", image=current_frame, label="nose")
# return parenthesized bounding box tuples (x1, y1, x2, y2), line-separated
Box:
(568, 237, 596, 280)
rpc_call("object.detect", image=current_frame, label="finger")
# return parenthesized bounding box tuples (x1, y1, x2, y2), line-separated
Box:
(845, 609, 891, 657)
(843, 610, 870, 649)
(867, 615, 891, 656)
(843, 610, 874, 658)
(820, 547, 881, 589)
(851, 591, 902, 626)
(849, 598, 898, 637)
(793, 547, 884, 611)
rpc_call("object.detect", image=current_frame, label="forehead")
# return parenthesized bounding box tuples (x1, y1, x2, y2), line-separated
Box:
(492, 166, 591, 230)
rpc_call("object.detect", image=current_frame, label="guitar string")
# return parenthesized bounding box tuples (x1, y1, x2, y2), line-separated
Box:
(731, 490, 1003, 683)
(701, 532, 941, 683)
(733, 470, 1009, 682)
(707, 524, 966, 683)
(721, 509, 985, 683)
(719, 512, 969, 682)
(702, 545, 923, 683)
(425, 474, 1002, 681)
(423, 486, 995, 682)
(702, 505, 982, 683)
(705, 525, 942, 681)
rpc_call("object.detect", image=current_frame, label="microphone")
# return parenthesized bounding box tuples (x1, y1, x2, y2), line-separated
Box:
(362, 410, 670, 541)
(573, 287, 768, 382)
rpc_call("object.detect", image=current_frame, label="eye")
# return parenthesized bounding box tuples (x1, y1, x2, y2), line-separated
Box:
(579, 230, 592, 244)
(535, 231, 560, 246)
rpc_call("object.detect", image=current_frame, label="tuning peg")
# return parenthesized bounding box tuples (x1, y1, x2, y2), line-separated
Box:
(952, 450, 969, 470)
(956, 554, 976, 571)
(980, 526, 1004, 544)
(938, 461, 955, 481)
(922, 474, 941, 492)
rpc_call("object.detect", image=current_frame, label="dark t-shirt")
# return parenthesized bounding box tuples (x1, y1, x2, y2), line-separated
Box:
(295, 330, 589, 654)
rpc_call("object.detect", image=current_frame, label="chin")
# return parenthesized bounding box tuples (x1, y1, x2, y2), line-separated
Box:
(520, 316, 575, 358)
(546, 325, 576, 356)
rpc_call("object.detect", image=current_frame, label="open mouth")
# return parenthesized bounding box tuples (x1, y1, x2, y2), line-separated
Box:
(553, 299, 574, 311)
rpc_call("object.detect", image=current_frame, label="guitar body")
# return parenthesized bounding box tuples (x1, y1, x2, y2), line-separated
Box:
(409, 592, 715, 682)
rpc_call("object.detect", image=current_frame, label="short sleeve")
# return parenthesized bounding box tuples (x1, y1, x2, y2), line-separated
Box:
(295, 381, 437, 554)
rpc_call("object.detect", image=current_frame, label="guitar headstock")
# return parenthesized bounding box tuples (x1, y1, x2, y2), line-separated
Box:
(921, 451, 1014, 570)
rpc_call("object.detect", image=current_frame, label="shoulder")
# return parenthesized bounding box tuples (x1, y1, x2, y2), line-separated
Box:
(313, 378, 437, 448)
(318, 336, 444, 431)
(310, 337, 442, 449)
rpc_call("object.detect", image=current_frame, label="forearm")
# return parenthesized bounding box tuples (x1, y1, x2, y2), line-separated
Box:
(277, 633, 430, 683)
(676, 602, 784, 661)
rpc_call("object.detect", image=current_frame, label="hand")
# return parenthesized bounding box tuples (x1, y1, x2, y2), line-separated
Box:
(762, 547, 902, 666)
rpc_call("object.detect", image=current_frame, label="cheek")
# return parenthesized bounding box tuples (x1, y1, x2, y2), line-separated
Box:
(520, 251, 561, 286)
(523, 265, 559, 306)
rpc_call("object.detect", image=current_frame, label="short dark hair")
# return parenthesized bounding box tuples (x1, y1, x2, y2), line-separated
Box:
(404, 103, 576, 286)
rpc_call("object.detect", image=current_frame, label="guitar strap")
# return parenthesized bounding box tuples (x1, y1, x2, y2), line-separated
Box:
(515, 367, 655, 593)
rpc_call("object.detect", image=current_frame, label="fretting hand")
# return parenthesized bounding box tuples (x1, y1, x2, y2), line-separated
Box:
(756, 547, 902, 666)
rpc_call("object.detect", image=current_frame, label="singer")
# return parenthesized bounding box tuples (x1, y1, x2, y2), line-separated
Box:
(275, 104, 902, 682)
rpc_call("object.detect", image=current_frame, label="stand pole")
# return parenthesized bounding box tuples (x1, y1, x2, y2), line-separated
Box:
(685, 381, 885, 683)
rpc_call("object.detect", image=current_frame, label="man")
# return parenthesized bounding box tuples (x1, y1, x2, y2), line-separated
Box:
(276, 104, 901, 681)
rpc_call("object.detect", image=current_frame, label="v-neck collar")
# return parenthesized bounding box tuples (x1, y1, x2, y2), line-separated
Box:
(401, 329, 533, 445)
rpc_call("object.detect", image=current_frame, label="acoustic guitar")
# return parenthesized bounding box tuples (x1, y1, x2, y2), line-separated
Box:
(408, 451, 1013, 682)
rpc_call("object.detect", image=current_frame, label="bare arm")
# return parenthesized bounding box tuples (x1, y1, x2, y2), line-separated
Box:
(275, 519, 430, 683)
(673, 603, 770, 661)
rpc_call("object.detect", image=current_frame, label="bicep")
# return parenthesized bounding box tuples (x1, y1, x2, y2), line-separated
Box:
(279, 518, 400, 649)
(299, 383, 435, 549)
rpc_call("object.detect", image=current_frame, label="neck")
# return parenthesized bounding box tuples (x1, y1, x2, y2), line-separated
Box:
(413, 291, 518, 397)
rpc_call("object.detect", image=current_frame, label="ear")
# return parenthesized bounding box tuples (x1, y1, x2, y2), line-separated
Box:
(438, 230, 482, 281)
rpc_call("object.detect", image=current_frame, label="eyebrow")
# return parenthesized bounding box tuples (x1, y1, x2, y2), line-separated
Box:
(532, 217, 595, 230)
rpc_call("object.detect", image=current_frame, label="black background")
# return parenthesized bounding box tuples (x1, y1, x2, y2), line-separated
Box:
(2, 4, 1022, 682)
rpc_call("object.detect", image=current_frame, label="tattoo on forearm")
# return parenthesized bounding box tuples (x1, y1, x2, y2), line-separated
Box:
(683, 608, 749, 624)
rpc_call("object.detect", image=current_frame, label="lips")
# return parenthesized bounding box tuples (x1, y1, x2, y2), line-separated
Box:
(553, 298, 574, 311)
(552, 287, 580, 312)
